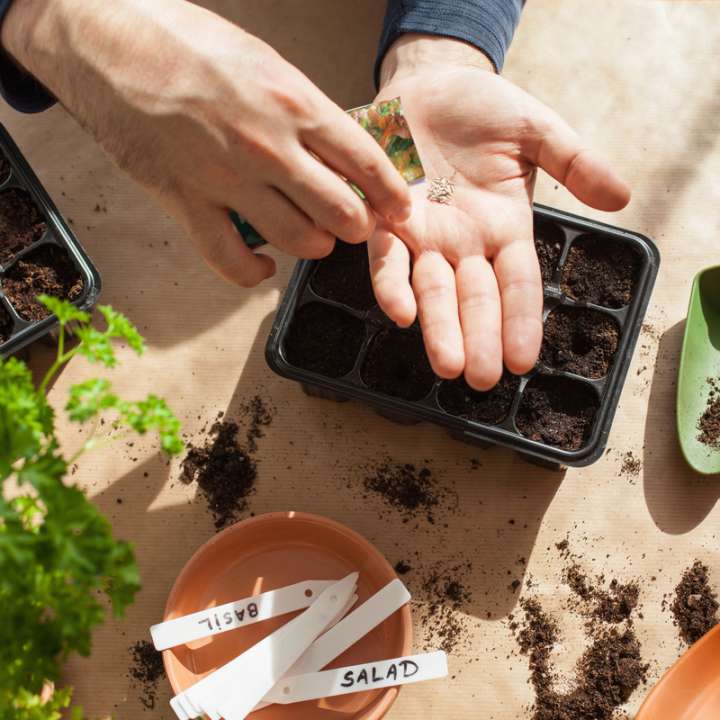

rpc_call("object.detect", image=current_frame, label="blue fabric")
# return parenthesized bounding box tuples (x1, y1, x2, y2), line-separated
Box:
(376, 0, 524, 85)
(0, 0, 55, 113)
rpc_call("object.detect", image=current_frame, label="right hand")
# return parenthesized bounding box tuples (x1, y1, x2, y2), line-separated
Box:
(2, 0, 411, 286)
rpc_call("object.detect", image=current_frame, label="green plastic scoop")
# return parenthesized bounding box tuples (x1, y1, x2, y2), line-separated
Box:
(677, 265, 720, 474)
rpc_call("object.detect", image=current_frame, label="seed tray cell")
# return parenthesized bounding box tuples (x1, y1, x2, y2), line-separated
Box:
(266, 205, 659, 467)
(0, 124, 100, 356)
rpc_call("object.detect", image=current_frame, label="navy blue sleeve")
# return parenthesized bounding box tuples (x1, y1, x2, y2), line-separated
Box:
(377, 0, 524, 85)
(0, 0, 55, 113)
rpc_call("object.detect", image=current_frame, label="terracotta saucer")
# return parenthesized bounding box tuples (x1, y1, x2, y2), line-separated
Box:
(162, 511, 412, 720)
(636, 624, 720, 719)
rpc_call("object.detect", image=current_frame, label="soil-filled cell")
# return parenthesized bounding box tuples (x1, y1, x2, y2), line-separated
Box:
(284, 302, 365, 378)
(361, 329, 435, 401)
(0, 189, 47, 265)
(438, 370, 520, 425)
(561, 235, 641, 308)
(3, 245, 83, 321)
(0, 302, 12, 344)
(534, 220, 564, 284)
(310, 241, 376, 310)
(516, 374, 599, 451)
(540, 306, 620, 379)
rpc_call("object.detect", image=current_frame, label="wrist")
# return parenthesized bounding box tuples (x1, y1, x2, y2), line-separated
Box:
(379, 34, 495, 90)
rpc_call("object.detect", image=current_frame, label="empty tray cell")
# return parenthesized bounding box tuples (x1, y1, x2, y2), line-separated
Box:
(561, 234, 641, 308)
(438, 370, 520, 425)
(516, 374, 599, 451)
(3, 244, 83, 321)
(534, 219, 564, 283)
(0, 188, 47, 265)
(310, 241, 376, 310)
(0, 302, 12, 344)
(361, 328, 435, 401)
(540, 305, 620, 379)
(283, 302, 365, 378)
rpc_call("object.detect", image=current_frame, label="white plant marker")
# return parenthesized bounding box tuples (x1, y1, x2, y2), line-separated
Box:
(257, 578, 410, 709)
(151, 580, 335, 650)
(264, 651, 448, 704)
(169, 573, 358, 720)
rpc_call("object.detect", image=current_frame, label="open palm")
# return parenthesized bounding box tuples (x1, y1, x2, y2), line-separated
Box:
(368, 67, 630, 389)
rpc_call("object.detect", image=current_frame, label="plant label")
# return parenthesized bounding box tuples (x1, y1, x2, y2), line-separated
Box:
(151, 579, 335, 650)
(264, 651, 448, 704)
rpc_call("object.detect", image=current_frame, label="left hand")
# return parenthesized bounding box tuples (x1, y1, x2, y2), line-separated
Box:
(369, 35, 631, 390)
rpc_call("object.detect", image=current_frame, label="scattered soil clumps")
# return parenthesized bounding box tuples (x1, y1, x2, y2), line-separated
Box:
(438, 370, 519, 424)
(284, 302, 365, 378)
(181, 420, 256, 529)
(671, 560, 718, 645)
(540, 306, 619, 379)
(128, 640, 165, 710)
(564, 565, 639, 624)
(0, 188, 47, 265)
(310, 241, 376, 310)
(361, 329, 435, 401)
(561, 235, 641, 308)
(534, 220, 564, 283)
(416, 561, 473, 655)
(516, 375, 599, 450)
(619, 450, 641, 478)
(361, 462, 454, 524)
(697, 377, 720, 449)
(3, 245, 83, 320)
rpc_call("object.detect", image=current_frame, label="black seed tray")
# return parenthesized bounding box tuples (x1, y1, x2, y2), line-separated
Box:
(266, 204, 659, 468)
(0, 123, 101, 357)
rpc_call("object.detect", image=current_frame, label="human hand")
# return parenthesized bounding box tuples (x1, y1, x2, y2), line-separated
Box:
(2, 0, 411, 286)
(369, 35, 630, 389)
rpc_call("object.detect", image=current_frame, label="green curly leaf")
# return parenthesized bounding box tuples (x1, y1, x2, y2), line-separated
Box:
(36, 296, 90, 326)
(65, 379, 118, 422)
(98, 306, 145, 355)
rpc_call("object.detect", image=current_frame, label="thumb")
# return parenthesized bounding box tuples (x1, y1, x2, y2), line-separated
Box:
(526, 99, 631, 212)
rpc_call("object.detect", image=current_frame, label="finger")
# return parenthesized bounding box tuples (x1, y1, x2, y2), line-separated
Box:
(493, 241, 544, 375)
(367, 227, 416, 327)
(279, 153, 376, 244)
(182, 201, 275, 287)
(412, 251, 464, 378)
(527, 101, 631, 211)
(241, 187, 335, 259)
(456, 255, 503, 391)
(302, 105, 412, 223)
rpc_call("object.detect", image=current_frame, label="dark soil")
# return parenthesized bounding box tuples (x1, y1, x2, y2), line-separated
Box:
(619, 450, 641, 478)
(561, 235, 641, 308)
(128, 640, 165, 710)
(438, 370, 520, 424)
(697, 377, 720, 449)
(565, 565, 639, 624)
(516, 375, 599, 450)
(362, 462, 448, 524)
(540, 306, 619, 379)
(395, 560, 412, 575)
(310, 241, 376, 310)
(3, 244, 83, 321)
(361, 329, 435, 401)
(239, 394, 274, 453)
(284, 302, 365, 378)
(516, 583, 647, 719)
(417, 561, 473, 655)
(181, 420, 257, 529)
(671, 560, 718, 645)
(534, 220, 565, 283)
(0, 302, 12, 344)
(0, 189, 47, 265)
(0, 152, 10, 182)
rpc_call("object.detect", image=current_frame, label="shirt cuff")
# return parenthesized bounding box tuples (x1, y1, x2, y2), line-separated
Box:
(0, 0, 56, 113)
(376, 0, 524, 88)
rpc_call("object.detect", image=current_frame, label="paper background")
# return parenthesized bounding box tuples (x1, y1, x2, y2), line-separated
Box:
(2, 1, 719, 717)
